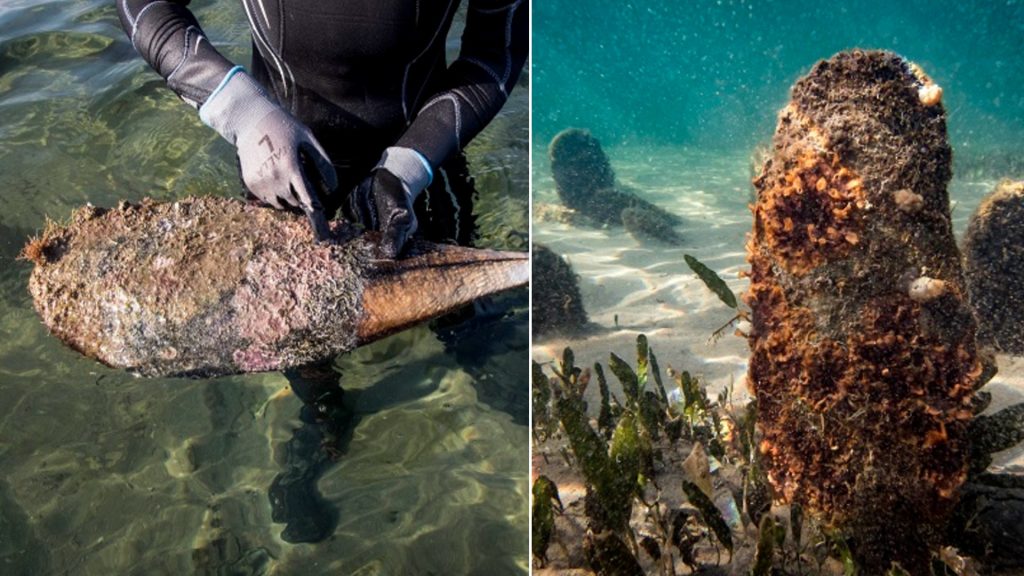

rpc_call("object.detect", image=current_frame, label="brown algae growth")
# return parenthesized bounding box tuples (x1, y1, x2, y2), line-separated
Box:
(24, 197, 527, 377)
(747, 50, 984, 571)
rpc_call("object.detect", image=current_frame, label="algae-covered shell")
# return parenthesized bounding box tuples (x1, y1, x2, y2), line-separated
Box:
(621, 206, 684, 246)
(531, 244, 588, 338)
(549, 128, 616, 201)
(746, 50, 982, 572)
(962, 180, 1024, 355)
(548, 128, 681, 228)
(24, 197, 527, 377)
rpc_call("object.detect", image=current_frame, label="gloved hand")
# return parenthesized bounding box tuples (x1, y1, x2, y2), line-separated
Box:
(199, 67, 337, 240)
(349, 146, 433, 258)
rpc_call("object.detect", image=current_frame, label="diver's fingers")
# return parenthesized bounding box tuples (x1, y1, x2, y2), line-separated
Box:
(349, 178, 379, 229)
(262, 192, 285, 210)
(305, 139, 339, 192)
(380, 223, 403, 259)
(305, 207, 331, 242)
(291, 174, 331, 241)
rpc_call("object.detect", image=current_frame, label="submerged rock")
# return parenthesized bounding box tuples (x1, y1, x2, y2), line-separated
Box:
(23, 197, 527, 377)
(962, 180, 1024, 355)
(746, 50, 984, 572)
(548, 128, 681, 231)
(531, 244, 587, 338)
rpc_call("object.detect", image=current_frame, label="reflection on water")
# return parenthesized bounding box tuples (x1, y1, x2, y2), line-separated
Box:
(0, 1, 528, 574)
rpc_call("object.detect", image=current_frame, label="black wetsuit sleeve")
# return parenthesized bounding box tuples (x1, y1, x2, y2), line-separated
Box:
(116, 0, 236, 108)
(395, 0, 528, 168)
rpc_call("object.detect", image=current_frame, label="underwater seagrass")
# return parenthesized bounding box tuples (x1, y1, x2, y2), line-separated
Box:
(746, 50, 984, 572)
(962, 180, 1024, 355)
(23, 197, 527, 378)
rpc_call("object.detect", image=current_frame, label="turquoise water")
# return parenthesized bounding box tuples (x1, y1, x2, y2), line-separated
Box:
(0, 2, 528, 574)
(534, 0, 1024, 156)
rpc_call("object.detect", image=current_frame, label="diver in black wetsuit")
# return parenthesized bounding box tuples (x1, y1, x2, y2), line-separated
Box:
(117, 0, 527, 255)
(117, 0, 527, 544)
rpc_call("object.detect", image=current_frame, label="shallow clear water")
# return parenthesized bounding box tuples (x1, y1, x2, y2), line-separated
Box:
(0, 1, 528, 574)
(531, 0, 1024, 484)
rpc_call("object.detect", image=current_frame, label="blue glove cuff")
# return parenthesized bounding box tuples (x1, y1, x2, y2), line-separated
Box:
(410, 149, 434, 186)
(206, 65, 245, 105)
(378, 147, 434, 199)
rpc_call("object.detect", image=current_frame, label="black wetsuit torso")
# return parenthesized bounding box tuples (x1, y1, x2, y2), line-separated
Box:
(242, 0, 494, 170)
(118, 0, 527, 239)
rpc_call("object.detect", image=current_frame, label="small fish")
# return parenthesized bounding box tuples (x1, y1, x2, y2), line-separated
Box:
(23, 197, 527, 377)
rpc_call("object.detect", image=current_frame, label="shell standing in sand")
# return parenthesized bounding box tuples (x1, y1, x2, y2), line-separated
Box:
(549, 128, 682, 232)
(962, 180, 1024, 355)
(746, 50, 984, 573)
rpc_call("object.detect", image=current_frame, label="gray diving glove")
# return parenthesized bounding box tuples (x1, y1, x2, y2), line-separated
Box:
(349, 146, 433, 258)
(199, 67, 337, 240)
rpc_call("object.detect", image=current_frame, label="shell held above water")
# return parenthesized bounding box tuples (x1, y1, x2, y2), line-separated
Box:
(24, 197, 528, 377)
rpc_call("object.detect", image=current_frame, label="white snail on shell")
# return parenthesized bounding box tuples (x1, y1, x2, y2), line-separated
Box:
(908, 276, 947, 302)
(736, 319, 752, 336)
(918, 83, 943, 107)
